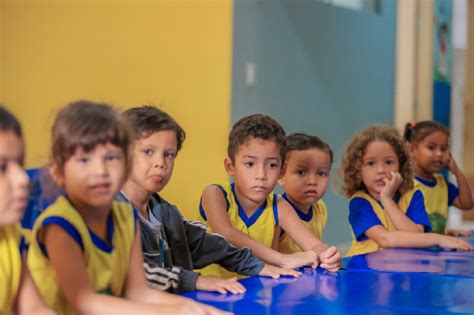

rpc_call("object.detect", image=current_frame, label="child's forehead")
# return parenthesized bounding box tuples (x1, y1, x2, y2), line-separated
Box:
(363, 140, 398, 157)
(72, 142, 124, 154)
(137, 130, 178, 145)
(287, 147, 330, 160)
(419, 130, 449, 144)
(235, 137, 280, 156)
(0, 131, 24, 162)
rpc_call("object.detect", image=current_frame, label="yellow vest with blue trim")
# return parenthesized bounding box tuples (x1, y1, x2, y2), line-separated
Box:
(27, 196, 135, 315)
(198, 182, 278, 278)
(346, 189, 417, 257)
(0, 224, 22, 315)
(414, 174, 448, 233)
(279, 198, 327, 254)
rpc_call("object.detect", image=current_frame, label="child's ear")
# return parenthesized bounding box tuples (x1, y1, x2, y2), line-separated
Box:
(224, 157, 235, 176)
(278, 161, 287, 179)
(49, 164, 64, 187)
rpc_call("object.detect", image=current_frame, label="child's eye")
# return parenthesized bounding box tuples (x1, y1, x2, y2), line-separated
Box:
(297, 170, 305, 176)
(386, 160, 393, 165)
(143, 149, 153, 156)
(0, 161, 7, 173)
(318, 170, 328, 177)
(269, 163, 280, 169)
(164, 151, 176, 159)
(427, 145, 435, 151)
(106, 154, 120, 161)
(79, 157, 89, 164)
(244, 162, 254, 168)
(366, 161, 375, 166)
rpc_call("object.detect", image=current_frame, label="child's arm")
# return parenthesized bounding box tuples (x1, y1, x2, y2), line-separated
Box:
(380, 172, 425, 233)
(15, 258, 55, 315)
(44, 224, 225, 315)
(365, 225, 473, 250)
(276, 198, 341, 272)
(448, 156, 473, 210)
(201, 185, 317, 269)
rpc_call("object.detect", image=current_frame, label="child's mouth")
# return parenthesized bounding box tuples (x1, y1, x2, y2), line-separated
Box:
(90, 183, 111, 193)
(304, 190, 318, 197)
(151, 175, 163, 183)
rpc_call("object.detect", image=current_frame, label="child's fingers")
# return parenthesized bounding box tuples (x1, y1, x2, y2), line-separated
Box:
(320, 262, 341, 272)
(221, 278, 245, 294)
(320, 246, 338, 260)
(278, 268, 301, 277)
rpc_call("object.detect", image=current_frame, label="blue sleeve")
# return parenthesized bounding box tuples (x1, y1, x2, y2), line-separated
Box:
(39, 217, 84, 257)
(405, 190, 432, 232)
(348, 197, 382, 241)
(199, 184, 229, 221)
(446, 180, 459, 206)
(19, 235, 27, 253)
(133, 207, 139, 233)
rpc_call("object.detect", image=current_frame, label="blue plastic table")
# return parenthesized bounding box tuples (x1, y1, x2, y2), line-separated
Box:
(184, 236, 474, 314)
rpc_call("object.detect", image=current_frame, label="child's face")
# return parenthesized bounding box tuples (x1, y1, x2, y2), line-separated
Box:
(279, 148, 330, 208)
(410, 131, 449, 174)
(361, 140, 399, 199)
(55, 142, 126, 213)
(0, 131, 29, 225)
(225, 138, 283, 205)
(128, 130, 177, 194)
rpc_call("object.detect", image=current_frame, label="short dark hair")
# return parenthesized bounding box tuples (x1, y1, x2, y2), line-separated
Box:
(403, 120, 449, 145)
(228, 114, 286, 163)
(122, 105, 186, 152)
(286, 133, 333, 165)
(51, 100, 133, 173)
(0, 106, 22, 137)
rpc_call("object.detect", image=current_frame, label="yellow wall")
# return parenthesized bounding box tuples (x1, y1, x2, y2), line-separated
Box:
(1, 0, 232, 219)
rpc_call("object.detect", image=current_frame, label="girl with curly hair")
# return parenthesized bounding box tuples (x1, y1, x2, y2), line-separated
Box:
(340, 125, 472, 256)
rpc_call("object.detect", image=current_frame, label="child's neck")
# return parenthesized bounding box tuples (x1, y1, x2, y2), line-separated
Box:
(122, 180, 153, 219)
(413, 165, 435, 181)
(67, 196, 110, 241)
(233, 187, 266, 217)
(284, 194, 312, 214)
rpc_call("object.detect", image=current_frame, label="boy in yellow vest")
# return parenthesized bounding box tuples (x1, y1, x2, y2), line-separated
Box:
(199, 114, 341, 278)
(278, 133, 331, 254)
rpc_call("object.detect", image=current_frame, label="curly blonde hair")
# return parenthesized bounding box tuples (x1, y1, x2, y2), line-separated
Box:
(338, 125, 413, 198)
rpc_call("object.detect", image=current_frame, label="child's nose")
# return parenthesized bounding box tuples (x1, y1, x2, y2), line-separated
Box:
(154, 155, 166, 169)
(256, 165, 267, 180)
(9, 163, 29, 191)
(94, 159, 108, 176)
(377, 164, 387, 173)
(308, 173, 318, 185)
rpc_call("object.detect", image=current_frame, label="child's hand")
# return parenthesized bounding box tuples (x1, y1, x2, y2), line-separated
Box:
(280, 251, 319, 269)
(446, 229, 472, 237)
(438, 235, 474, 251)
(380, 171, 403, 201)
(446, 153, 460, 173)
(318, 246, 342, 272)
(258, 263, 302, 278)
(195, 276, 246, 295)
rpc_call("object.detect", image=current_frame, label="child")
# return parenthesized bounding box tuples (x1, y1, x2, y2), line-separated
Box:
(404, 121, 473, 235)
(120, 106, 300, 295)
(0, 106, 54, 315)
(27, 101, 224, 315)
(340, 125, 473, 256)
(199, 114, 341, 278)
(278, 133, 332, 254)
